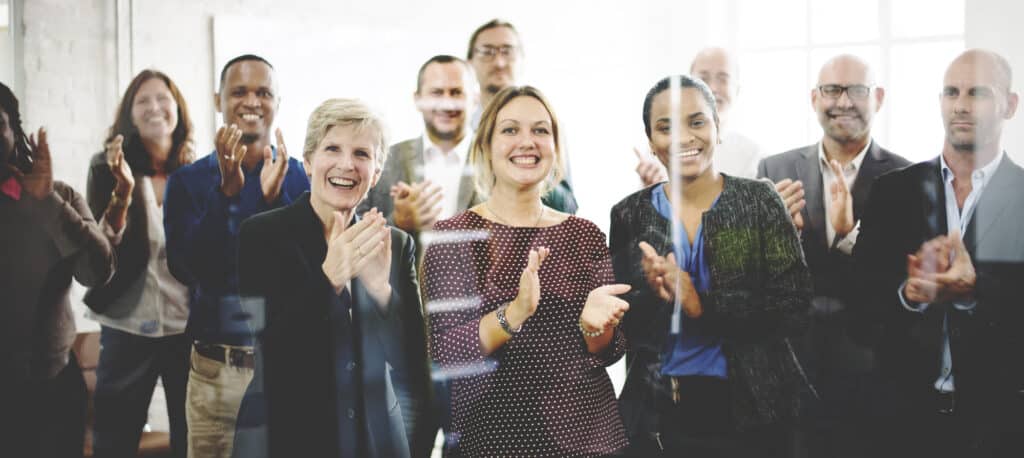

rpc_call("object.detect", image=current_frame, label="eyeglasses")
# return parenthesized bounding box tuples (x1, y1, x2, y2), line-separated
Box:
(818, 84, 873, 100)
(474, 45, 517, 61)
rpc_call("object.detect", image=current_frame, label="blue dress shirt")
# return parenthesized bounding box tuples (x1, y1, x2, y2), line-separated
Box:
(164, 149, 310, 345)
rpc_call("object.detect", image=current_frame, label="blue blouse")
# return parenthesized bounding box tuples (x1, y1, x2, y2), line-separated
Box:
(651, 184, 727, 378)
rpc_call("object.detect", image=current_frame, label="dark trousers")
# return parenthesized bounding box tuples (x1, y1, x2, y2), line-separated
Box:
(92, 326, 191, 458)
(872, 388, 1024, 458)
(1, 352, 87, 458)
(626, 376, 796, 458)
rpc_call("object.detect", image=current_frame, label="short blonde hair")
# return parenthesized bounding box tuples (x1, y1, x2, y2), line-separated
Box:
(303, 98, 389, 169)
(469, 86, 565, 198)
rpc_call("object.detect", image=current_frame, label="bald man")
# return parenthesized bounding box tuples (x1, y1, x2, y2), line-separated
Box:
(855, 49, 1024, 457)
(757, 54, 910, 457)
(634, 47, 762, 187)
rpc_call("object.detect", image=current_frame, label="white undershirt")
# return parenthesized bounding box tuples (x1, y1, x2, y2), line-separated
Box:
(421, 133, 471, 220)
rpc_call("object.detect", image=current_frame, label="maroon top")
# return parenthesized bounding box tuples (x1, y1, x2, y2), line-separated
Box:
(424, 211, 628, 457)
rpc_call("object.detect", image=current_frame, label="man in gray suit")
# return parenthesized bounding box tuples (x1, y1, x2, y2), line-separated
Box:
(757, 54, 910, 457)
(360, 54, 480, 257)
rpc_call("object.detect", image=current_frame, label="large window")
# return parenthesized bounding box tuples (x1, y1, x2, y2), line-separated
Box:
(731, 0, 964, 162)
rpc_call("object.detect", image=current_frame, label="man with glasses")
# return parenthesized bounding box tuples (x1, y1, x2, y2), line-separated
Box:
(466, 19, 577, 213)
(757, 54, 909, 457)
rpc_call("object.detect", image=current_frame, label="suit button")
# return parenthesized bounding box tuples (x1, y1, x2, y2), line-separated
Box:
(347, 361, 356, 371)
(347, 408, 355, 419)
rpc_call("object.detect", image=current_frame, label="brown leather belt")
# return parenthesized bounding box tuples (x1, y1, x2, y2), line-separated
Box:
(194, 341, 254, 369)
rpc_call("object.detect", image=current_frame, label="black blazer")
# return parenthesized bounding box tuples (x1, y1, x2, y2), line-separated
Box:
(854, 155, 1024, 425)
(236, 192, 429, 458)
(757, 140, 910, 302)
(611, 176, 813, 434)
(83, 151, 150, 314)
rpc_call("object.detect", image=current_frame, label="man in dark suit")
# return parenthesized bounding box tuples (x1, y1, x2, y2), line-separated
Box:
(758, 54, 910, 456)
(855, 48, 1024, 457)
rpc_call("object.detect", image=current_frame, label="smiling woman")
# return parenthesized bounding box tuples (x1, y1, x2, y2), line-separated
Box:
(611, 75, 813, 456)
(423, 86, 630, 456)
(84, 69, 195, 458)
(235, 98, 430, 457)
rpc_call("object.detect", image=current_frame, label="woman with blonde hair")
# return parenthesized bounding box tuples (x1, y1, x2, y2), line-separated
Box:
(424, 86, 629, 457)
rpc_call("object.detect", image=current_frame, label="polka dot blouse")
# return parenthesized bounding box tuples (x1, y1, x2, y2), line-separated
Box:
(423, 210, 628, 457)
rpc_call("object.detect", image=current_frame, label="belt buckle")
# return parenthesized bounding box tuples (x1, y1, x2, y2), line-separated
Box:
(670, 376, 680, 404)
(227, 347, 249, 367)
(937, 391, 955, 415)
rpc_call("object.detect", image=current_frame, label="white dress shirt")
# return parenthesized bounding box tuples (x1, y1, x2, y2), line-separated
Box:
(421, 133, 471, 221)
(818, 140, 870, 254)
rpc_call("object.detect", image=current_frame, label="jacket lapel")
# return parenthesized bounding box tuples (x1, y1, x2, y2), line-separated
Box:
(964, 155, 1020, 255)
(798, 145, 827, 252)
(851, 141, 888, 220)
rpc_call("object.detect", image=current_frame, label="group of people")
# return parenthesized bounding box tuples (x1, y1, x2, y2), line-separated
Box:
(2, 16, 1023, 458)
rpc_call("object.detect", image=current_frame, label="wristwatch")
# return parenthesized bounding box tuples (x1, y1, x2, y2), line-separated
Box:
(496, 303, 522, 336)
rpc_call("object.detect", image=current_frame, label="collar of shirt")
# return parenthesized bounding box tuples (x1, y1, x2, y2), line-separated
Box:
(817, 139, 870, 179)
(939, 149, 1003, 190)
(422, 132, 470, 165)
(1, 176, 22, 201)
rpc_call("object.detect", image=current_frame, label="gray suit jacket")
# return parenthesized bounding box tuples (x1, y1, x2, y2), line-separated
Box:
(757, 140, 910, 307)
(359, 137, 480, 229)
(758, 140, 910, 376)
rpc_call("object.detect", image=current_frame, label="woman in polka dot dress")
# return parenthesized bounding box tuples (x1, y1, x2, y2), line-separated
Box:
(423, 86, 630, 457)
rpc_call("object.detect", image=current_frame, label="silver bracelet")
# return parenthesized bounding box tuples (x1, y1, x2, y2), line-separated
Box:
(579, 319, 605, 338)
(496, 303, 521, 336)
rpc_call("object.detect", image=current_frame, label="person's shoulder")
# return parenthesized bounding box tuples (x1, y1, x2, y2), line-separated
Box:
(170, 152, 217, 181)
(52, 180, 80, 200)
(873, 144, 912, 167)
(612, 185, 656, 215)
(725, 174, 775, 199)
(89, 150, 107, 168)
(390, 137, 421, 153)
(434, 210, 478, 231)
(759, 144, 812, 167)
(240, 197, 300, 239)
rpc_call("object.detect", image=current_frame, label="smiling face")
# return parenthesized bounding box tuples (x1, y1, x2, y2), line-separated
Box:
(131, 77, 178, 145)
(305, 124, 381, 214)
(416, 61, 472, 142)
(488, 95, 556, 192)
(648, 87, 720, 181)
(812, 56, 883, 146)
(690, 48, 739, 121)
(216, 60, 279, 145)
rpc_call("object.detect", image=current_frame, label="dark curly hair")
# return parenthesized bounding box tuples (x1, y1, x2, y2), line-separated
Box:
(0, 81, 33, 173)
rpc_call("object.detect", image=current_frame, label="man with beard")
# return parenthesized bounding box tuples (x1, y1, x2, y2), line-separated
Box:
(163, 54, 310, 458)
(855, 49, 1024, 457)
(757, 54, 909, 457)
(361, 55, 478, 255)
(357, 54, 475, 457)
(466, 19, 578, 213)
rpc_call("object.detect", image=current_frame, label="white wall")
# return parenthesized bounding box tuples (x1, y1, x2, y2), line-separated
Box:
(966, 0, 1024, 164)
